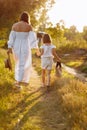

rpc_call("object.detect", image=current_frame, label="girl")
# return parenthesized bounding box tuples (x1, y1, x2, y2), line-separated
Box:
(40, 33, 61, 87)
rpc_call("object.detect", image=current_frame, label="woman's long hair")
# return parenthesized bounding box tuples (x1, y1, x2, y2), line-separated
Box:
(20, 11, 30, 24)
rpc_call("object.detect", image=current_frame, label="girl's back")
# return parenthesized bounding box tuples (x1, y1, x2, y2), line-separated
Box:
(41, 44, 56, 58)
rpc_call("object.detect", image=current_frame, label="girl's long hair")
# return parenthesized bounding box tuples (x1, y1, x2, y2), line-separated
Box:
(43, 34, 51, 43)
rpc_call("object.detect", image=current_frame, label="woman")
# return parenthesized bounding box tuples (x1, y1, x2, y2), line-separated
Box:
(7, 11, 39, 88)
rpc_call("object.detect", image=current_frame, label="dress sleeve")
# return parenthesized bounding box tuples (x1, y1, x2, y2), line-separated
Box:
(52, 44, 56, 49)
(8, 31, 16, 48)
(28, 31, 38, 49)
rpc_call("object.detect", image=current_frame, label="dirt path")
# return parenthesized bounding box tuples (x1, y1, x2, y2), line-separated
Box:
(14, 65, 86, 130)
(29, 67, 42, 89)
(17, 67, 66, 130)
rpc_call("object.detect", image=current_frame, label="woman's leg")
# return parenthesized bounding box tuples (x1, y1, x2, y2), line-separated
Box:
(13, 81, 22, 91)
(14, 80, 20, 85)
(42, 69, 46, 87)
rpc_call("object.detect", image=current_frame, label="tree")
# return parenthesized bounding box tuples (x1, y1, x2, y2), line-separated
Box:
(45, 21, 65, 44)
(83, 26, 87, 41)
(64, 25, 78, 41)
(0, 0, 55, 29)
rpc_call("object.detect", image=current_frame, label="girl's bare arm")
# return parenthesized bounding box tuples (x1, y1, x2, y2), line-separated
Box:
(40, 48, 44, 56)
(52, 48, 61, 61)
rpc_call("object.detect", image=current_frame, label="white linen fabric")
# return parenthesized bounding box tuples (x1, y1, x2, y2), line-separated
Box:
(8, 31, 38, 83)
(40, 44, 56, 58)
(40, 44, 56, 70)
(41, 57, 53, 70)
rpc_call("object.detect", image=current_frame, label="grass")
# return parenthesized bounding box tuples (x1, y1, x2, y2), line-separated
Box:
(53, 41, 87, 78)
(32, 51, 87, 130)
(0, 46, 87, 130)
(58, 43, 87, 75)
(58, 79, 87, 129)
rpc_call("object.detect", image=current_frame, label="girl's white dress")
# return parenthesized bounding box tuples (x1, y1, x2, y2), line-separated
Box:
(40, 44, 56, 70)
(8, 31, 38, 83)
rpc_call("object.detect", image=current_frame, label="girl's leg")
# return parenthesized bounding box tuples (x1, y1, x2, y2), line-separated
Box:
(47, 70, 51, 86)
(42, 69, 46, 87)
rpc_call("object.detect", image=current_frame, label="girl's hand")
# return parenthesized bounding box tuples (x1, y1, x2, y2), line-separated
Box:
(36, 51, 41, 56)
(36, 49, 41, 56)
(57, 58, 61, 62)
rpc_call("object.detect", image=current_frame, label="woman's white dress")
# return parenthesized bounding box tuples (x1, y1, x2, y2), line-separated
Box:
(8, 31, 38, 83)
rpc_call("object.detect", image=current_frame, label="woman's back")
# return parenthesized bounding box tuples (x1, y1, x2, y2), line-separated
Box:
(41, 44, 56, 58)
(12, 21, 32, 32)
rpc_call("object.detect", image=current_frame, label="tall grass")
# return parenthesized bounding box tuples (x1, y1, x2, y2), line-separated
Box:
(58, 79, 87, 129)
(53, 39, 87, 54)
(53, 39, 87, 74)
(0, 45, 87, 130)
(34, 54, 87, 130)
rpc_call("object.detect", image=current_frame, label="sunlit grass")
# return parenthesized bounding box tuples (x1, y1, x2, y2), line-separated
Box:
(66, 61, 82, 68)
(0, 47, 87, 130)
(56, 40, 87, 74)
(0, 39, 7, 48)
(57, 40, 87, 54)
(58, 79, 87, 129)
(34, 54, 87, 129)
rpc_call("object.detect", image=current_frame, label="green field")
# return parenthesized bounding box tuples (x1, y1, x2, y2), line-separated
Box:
(0, 46, 87, 130)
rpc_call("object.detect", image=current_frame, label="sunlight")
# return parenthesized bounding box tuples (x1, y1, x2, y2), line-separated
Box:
(48, 0, 87, 32)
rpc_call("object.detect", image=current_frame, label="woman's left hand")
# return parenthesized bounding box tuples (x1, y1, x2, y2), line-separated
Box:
(36, 49, 41, 56)
(7, 48, 12, 55)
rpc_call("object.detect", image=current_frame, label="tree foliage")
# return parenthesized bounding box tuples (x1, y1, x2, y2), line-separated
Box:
(64, 25, 78, 41)
(45, 21, 65, 44)
(0, 0, 55, 28)
(83, 26, 87, 41)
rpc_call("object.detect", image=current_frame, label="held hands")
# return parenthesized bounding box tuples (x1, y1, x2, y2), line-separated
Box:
(36, 48, 41, 56)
